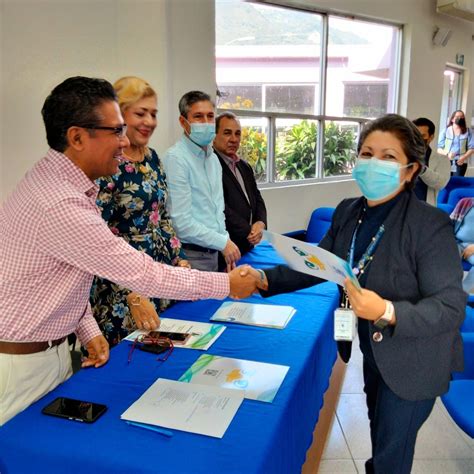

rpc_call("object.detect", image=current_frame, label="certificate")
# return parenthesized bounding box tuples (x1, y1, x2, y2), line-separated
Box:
(124, 318, 226, 350)
(263, 231, 360, 288)
(121, 378, 244, 438)
(210, 301, 296, 329)
(180, 355, 289, 403)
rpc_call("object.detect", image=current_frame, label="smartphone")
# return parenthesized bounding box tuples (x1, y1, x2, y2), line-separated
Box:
(42, 397, 107, 423)
(148, 331, 191, 344)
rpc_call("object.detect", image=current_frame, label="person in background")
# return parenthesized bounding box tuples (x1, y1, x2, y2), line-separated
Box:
(0, 76, 257, 425)
(451, 196, 474, 293)
(163, 91, 240, 272)
(438, 109, 474, 177)
(412, 117, 450, 205)
(90, 76, 189, 347)
(242, 114, 466, 474)
(213, 112, 267, 257)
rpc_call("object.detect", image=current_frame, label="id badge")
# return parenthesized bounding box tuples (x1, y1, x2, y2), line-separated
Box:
(334, 308, 357, 341)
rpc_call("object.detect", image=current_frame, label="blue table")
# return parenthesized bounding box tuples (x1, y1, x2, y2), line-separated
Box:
(0, 243, 339, 474)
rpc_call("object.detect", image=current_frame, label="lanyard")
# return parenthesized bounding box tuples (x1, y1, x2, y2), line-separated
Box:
(348, 211, 385, 278)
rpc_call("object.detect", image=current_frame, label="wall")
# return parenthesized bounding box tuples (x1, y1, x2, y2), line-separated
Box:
(1, 0, 473, 232)
(0, 0, 216, 200)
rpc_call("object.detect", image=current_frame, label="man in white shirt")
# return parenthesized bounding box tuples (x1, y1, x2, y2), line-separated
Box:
(163, 91, 240, 271)
(413, 117, 450, 205)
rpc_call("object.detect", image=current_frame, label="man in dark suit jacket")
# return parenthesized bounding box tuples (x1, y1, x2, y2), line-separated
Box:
(213, 112, 267, 255)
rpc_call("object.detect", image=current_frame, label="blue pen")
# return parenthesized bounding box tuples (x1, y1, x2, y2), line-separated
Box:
(125, 420, 173, 437)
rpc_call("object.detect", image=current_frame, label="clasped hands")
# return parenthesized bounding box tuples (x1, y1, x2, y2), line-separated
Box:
(228, 264, 268, 299)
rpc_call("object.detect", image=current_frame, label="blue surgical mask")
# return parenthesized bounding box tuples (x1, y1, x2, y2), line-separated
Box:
(352, 157, 411, 201)
(185, 120, 216, 147)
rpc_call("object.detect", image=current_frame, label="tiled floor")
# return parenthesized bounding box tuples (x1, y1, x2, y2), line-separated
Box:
(319, 338, 474, 473)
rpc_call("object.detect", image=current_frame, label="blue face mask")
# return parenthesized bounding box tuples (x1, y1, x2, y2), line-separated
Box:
(352, 157, 411, 201)
(185, 120, 216, 147)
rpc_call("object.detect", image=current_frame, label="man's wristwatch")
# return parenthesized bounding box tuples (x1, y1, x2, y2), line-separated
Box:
(373, 300, 394, 329)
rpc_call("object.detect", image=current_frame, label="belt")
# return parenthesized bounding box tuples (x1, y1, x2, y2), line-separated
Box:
(182, 243, 218, 254)
(0, 337, 67, 355)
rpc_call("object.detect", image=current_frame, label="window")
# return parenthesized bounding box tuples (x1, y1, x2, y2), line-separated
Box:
(343, 83, 389, 118)
(216, 0, 401, 185)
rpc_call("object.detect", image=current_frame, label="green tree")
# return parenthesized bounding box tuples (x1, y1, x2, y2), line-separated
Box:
(275, 120, 317, 180)
(323, 122, 356, 176)
(239, 127, 267, 182)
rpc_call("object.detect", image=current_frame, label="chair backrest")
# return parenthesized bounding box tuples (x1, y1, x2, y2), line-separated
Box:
(462, 307, 474, 333)
(306, 207, 335, 243)
(437, 203, 455, 215)
(437, 176, 474, 205)
(447, 187, 474, 207)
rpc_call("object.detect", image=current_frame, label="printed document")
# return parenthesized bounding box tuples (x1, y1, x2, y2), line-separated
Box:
(124, 318, 225, 350)
(263, 231, 360, 288)
(210, 301, 295, 329)
(180, 355, 289, 403)
(121, 378, 243, 438)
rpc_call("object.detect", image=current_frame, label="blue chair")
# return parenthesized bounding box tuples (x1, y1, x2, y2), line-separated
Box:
(437, 176, 474, 205)
(437, 203, 455, 215)
(306, 207, 335, 243)
(442, 332, 474, 437)
(284, 207, 335, 244)
(447, 188, 474, 208)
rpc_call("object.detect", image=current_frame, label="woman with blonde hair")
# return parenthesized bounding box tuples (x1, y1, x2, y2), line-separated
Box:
(90, 76, 189, 346)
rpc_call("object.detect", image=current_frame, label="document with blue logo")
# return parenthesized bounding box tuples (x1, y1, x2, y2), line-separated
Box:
(263, 231, 360, 289)
(179, 354, 289, 403)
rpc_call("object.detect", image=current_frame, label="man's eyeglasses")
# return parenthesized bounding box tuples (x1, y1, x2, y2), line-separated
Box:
(85, 124, 128, 138)
(127, 334, 174, 364)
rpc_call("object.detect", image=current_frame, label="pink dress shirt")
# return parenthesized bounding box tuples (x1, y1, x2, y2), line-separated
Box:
(0, 149, 229, 344)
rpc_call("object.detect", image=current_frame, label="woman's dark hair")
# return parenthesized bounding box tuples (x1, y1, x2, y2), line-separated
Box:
(357, 114, 425, 189)
(448, 109, 467, 134)
(41, 76, 117, 152)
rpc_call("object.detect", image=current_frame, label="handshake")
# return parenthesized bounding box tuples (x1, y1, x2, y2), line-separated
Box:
(228, 265, 269, 299)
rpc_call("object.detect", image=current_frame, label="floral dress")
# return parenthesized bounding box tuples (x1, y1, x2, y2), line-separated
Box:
(90, 148, 183, 346)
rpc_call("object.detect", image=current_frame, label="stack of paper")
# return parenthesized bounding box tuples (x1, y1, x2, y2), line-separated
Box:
(121, 378, 243, 438)
(210, 301, 296, 329)
(124, 318, 225, 350)
(179, 354, 290, 403)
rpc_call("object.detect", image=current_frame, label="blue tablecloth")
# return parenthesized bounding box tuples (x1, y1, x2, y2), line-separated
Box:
(0, 242, 339, 474)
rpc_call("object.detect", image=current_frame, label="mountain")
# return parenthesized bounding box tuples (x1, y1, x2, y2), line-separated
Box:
(216, 1, 368, 46)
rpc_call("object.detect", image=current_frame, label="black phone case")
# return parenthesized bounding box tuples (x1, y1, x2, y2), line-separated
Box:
(139, 344, 169, 354)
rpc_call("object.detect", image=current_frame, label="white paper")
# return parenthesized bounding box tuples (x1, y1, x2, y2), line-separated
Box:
(124, 318, 226, 350)
(263, 231, 360, 288)
(121, 378, 244, 438)
(210, 301, 296, 329)
(180, 355, 289, 403)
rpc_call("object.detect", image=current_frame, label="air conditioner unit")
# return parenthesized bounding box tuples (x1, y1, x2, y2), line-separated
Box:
(437, 0, 474, 21)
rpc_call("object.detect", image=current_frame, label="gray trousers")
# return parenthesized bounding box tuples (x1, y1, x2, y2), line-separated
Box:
(184, 248, 219, 272)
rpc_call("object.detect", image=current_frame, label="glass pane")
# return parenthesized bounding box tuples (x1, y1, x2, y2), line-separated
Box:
(265, 85, 316, 114)
(323, 121, 358, 177)
(238, 117, 268, 183)
(275, 119, 318, 181)
(326, 17, 399, 119)
(218, 85, 262, 110)
(216, 0, 322, 114)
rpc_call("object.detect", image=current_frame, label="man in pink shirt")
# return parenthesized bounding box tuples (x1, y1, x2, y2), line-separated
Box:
(0, 77, 256, 425)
